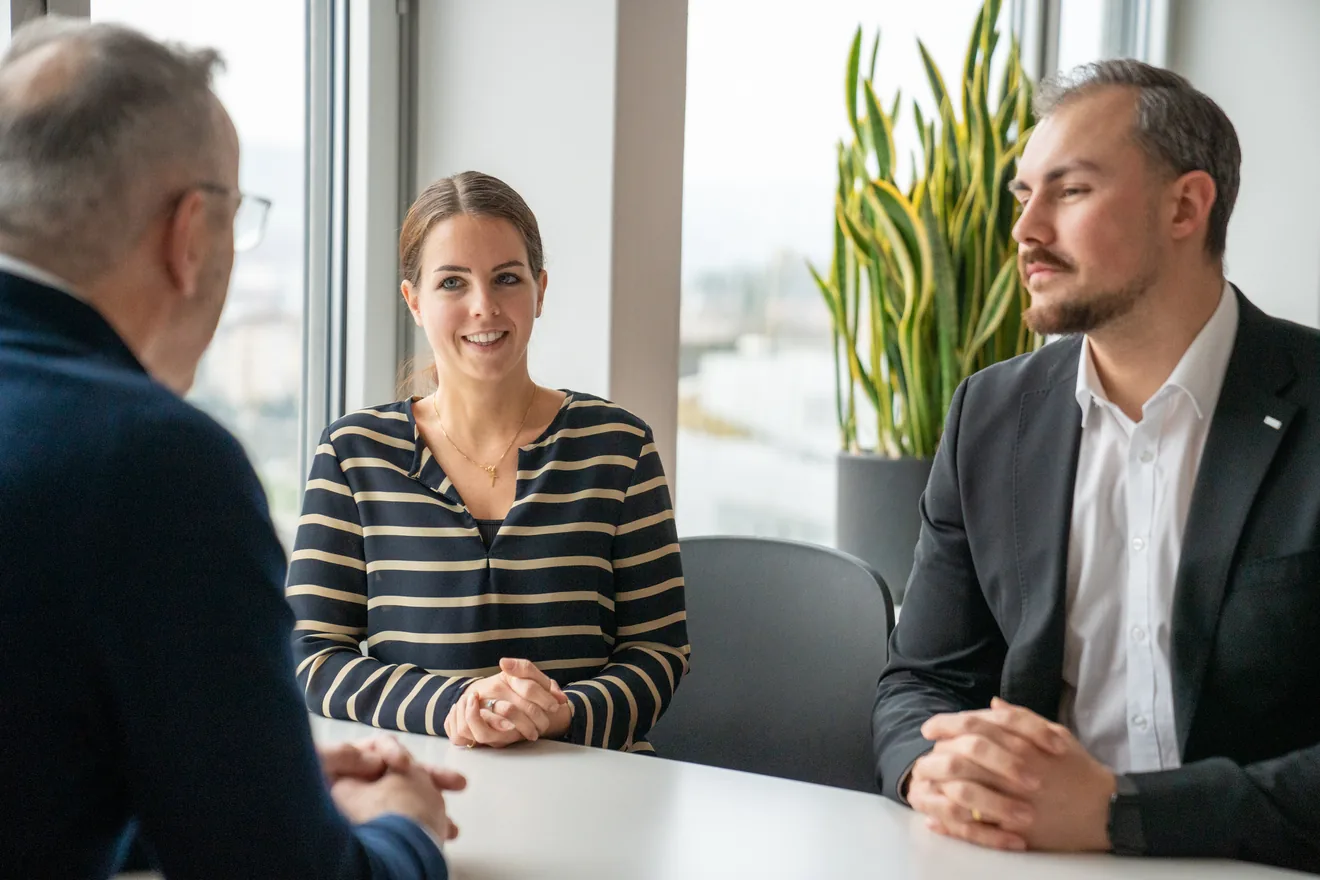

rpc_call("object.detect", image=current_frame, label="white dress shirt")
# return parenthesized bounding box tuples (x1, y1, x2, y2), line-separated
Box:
(0, 252, 80, 297)
(1059, 282, 1238, 774)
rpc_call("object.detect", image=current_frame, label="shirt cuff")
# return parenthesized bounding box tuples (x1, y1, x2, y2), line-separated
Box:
(420, 824, 446, 855)
(897, 765, 916, 805)
(878, 737, 936, 803)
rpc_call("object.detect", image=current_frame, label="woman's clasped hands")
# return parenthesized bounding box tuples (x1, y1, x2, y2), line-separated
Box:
(444, 657, 572, 748)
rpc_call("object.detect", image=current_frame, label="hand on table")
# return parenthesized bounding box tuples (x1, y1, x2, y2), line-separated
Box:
(319, 735, 413, 785)
(331, 756, 466, 842)
(444, 657, 572, 748)
(907, 698, 1116, 853)
(319, 734, 467, 791)
(319, 738, 469, 839)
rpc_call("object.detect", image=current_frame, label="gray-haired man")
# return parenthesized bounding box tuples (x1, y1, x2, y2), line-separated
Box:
(0, 17, 458, 879)
(873, 59, 1320, 872)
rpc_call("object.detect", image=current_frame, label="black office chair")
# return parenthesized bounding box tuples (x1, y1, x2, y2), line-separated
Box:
(647, 535, 895, 792)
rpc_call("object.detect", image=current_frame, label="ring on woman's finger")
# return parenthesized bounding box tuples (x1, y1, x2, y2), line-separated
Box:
(971, 808, 983, 823)
(483, 698, 497, 711)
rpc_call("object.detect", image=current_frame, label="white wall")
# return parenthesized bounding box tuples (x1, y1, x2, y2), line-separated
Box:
(606, 1, 686, 474)
(416, 0, 618, 399)
(414, 0, 686, 474)
(1168, 0, 1320, 328)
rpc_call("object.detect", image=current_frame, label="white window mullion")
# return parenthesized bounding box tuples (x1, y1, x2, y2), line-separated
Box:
(1136, 0, 1173, 65)
(301, 0, 341, 479)
(343, 0, 403, 416)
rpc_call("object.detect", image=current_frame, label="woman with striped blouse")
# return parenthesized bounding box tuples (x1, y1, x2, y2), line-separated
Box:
(287, 171, 689, 752)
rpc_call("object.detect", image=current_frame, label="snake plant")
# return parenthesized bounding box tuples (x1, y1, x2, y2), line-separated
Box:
(810, 0, 1042, 458)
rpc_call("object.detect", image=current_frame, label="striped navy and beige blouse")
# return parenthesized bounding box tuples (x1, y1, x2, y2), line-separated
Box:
(286, 391, 690, 752)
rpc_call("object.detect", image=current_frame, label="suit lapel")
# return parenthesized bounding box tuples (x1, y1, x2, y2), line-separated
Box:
(1171, 297, 1297, 753)
(1003, 338, 1083, 719)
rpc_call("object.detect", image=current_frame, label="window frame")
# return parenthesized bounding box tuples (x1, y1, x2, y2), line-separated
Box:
(1014, 0, 1172, 80)
(301, 0, 346, 479)
(32, 0, 414, 488)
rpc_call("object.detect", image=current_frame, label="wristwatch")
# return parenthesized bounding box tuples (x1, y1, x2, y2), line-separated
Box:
(1107, 773, 1146, 856)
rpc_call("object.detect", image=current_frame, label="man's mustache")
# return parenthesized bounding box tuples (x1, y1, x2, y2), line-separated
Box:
(1019, 248, 1074, 273)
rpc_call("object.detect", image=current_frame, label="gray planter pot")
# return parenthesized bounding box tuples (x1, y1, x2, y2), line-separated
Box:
(835, 453, 934, 606)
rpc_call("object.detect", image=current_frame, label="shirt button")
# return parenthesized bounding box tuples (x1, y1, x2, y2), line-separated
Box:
(1130, 625, 1148, 643)
(1140, 451, 1155, 464)
(1131, 537, 1147, 552)
(1132, 714, 1149, 730)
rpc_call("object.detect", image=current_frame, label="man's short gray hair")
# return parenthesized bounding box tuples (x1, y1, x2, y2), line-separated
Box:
(0, 17, 226, 280)
(1034, 59, 1240, 257)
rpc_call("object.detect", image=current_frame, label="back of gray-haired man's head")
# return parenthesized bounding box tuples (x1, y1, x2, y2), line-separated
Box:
(1034, 58, 1241, 258)
(0, 17, 226, 281)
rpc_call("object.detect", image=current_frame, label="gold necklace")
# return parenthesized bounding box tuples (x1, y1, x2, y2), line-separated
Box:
(433, 386, 538, 487)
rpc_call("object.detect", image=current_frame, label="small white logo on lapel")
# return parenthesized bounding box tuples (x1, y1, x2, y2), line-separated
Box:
(1264, 415, 1283, 430)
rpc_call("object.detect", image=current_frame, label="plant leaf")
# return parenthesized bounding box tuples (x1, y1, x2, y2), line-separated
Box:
(920, 192, 960, 419)
(865, 180, 924, 295)
(845, 27, 863, 138)
(863, 80, 896, 181)
(963, 256, 1019, 370)
(960, 3, 985, 121)
(916, 39, 951, 121)
(822, 0, 1038, 456)
(838, 199, 878, 261)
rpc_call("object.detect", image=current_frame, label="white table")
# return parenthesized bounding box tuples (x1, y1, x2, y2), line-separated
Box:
(310, 715, 1307, 879)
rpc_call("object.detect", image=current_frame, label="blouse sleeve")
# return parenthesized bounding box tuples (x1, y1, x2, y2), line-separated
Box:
(562, 429, 690, 750)
(287, 430, 472, 735)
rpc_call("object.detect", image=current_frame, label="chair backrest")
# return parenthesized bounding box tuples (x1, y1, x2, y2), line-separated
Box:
(648, 535, 895, 792)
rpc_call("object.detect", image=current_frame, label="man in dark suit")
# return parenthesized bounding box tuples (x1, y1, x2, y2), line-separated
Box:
(0, 18, 462, 879)
(872, 59, 1320, 873)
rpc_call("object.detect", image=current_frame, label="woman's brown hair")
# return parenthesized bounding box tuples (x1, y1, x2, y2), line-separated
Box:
(397, 171, 545, 397)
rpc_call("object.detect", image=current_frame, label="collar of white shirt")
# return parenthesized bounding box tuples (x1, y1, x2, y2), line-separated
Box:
(0, 252, 82, 300)
(1074, 280, 1239, 428)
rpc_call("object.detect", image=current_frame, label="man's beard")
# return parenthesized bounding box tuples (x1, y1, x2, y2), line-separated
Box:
(1022, 260, 1158, 336)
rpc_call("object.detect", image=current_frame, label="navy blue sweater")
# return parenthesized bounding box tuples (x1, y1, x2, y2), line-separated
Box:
(0, 271, 446, 879)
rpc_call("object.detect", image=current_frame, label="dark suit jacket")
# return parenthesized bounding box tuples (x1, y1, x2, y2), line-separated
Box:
(873, 289, 1320, 873)
(0, 271, 447, 879)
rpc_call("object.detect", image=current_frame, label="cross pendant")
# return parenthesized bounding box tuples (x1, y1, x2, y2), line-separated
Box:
(485, 466, 498, 487)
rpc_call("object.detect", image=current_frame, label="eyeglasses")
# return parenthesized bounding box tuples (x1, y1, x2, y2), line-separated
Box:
(196, 183, 273, 253)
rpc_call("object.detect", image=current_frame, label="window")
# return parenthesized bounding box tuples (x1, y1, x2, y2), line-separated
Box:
(91, 0, 307, 545)
(1054, 0, 1170, 73)
(1056, 0, 1110, 72)
(678, 0, 992, 544)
